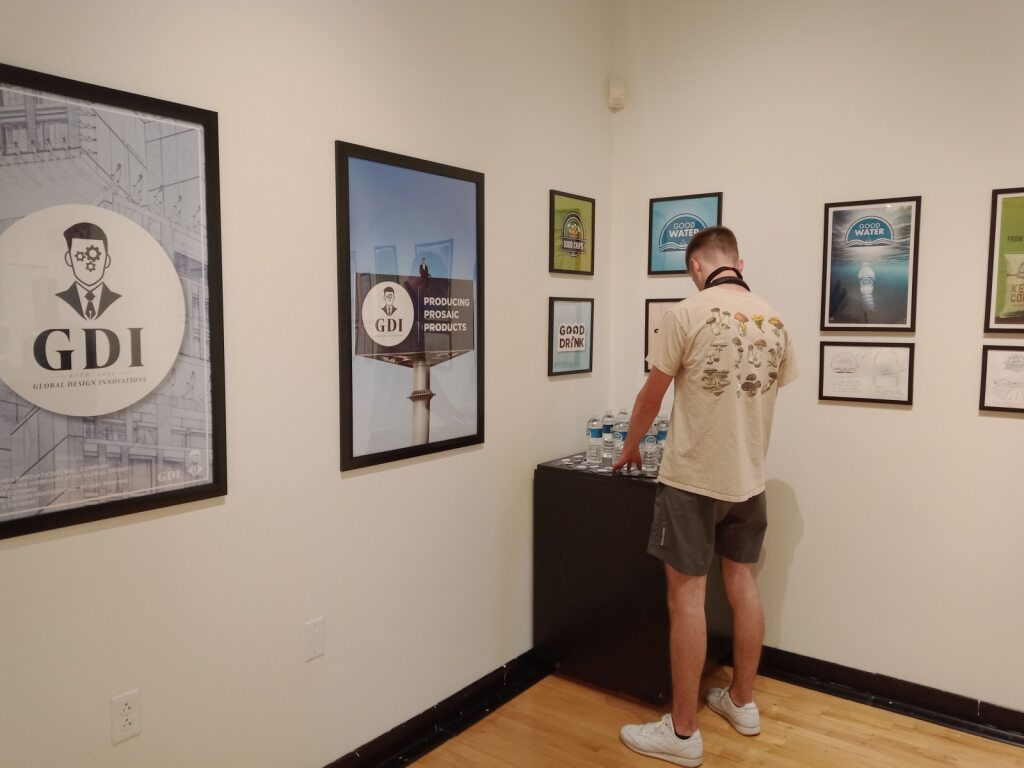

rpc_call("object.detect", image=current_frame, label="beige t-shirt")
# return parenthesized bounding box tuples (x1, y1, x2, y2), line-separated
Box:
(647, 286, 798, 502)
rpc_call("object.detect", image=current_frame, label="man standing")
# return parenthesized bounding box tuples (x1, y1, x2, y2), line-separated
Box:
(615, 227, 797, 767)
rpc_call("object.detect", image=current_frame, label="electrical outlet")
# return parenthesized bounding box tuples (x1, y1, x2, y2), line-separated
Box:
(305, 616, 325, 661)
(110, 688, 142, 744)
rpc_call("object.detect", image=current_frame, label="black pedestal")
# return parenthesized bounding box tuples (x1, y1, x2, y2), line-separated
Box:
(532, 456, 732, 705)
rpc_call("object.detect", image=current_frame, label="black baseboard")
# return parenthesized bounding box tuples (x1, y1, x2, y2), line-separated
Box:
(329, 651, 553, 768)
(759, 646, 1024, 747)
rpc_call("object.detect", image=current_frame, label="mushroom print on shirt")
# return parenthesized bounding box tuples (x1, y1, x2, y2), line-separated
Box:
(700, 305, 785, 398)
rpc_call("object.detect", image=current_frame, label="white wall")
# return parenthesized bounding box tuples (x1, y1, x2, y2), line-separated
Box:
(0, 2, 614, 767)
(3, 2, 1023, 766)
(609, 0, 1024, 712)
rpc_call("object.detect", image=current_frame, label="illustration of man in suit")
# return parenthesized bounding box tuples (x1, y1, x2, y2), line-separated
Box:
(381, 285, 398, 317)
(55, 222, 122, 320)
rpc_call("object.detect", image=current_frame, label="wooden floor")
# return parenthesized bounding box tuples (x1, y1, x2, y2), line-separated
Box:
(415, 668, 1023, 767)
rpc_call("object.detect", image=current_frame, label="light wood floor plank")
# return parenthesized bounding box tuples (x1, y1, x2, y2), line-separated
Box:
(414, 668, 1023, 767)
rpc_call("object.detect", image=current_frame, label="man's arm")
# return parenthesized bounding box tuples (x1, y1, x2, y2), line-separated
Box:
(612, 366, 674, 473)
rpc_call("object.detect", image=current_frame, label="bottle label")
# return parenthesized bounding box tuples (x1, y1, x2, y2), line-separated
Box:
(614, 431, 627, 441)
(642, 434, 658, 446)
(588, 428, 603, 438)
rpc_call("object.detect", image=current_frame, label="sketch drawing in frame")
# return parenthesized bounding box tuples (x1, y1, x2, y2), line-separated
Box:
(979, 345, 1024, 413)
(818, 341, 914, 405)
(0, 62, 226, 540)
(336, 141, 484, 471)
(821, 196, 920, 332)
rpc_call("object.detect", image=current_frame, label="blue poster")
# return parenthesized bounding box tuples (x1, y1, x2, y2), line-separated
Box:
(822, 198, 919, 331)
(649, 193, 722, 274)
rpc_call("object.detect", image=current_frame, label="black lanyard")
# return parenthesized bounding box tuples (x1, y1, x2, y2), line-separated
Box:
(703, 266, 750, 292)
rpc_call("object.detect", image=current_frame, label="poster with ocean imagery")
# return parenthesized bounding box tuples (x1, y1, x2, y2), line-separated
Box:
(821, 197, 920, 331)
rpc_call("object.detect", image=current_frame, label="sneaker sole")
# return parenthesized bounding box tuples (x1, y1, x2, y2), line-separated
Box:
(706, 698, 760, 736)
(620, 737, 702, 767)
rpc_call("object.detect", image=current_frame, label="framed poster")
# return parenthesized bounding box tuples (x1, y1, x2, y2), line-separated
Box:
(549, 190, 595, 275)
(0, 63, 225, 540)
(548, 297, 594, 376)
(819, 342, 914, 405)
(979, 345, 1024, 412)
(648, 192, 722, 274)
(336, 141, 484, 471)
(644, 298, 683, 372)
(821, 196, 920, 331)
(984, 187, 1024, 332)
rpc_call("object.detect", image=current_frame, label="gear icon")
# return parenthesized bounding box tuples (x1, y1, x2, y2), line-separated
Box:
(85, 261, 97, 271)
(74, 250, 87, 262)
(85, 244, 101, 261)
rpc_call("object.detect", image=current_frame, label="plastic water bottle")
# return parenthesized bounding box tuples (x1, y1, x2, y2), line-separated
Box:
(586, 415, 603, 466)
(612, 411, 629, 464)
(601, 409, 615, 458)
(640, 423, 659, 474)
(656, 414, 669, 462)
(858, 262, 876, 310)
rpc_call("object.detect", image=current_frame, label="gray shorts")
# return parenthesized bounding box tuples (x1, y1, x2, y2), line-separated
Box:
(647, 484, 767, 576)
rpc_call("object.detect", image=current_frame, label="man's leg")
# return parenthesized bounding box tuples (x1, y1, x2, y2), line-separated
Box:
(665, 563, 707, 736)
(720, 557, 764, 705)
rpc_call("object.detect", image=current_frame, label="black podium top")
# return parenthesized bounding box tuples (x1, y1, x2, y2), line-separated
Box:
(535, 453, 659, 485)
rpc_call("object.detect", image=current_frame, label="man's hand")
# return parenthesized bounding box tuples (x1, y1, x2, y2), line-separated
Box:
(613, 443, 642, 474)
(612, 367, 673, 475)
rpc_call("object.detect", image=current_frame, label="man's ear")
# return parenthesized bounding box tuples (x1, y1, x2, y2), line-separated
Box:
(688, 255, 704, 287)
(64, 250, 73, 267)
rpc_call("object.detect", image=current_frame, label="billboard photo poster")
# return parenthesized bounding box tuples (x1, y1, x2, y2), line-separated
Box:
(0, 62, 226, 539)
(336, 142, 484, 470)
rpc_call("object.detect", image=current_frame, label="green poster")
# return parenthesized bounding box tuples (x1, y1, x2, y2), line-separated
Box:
(994, 194, 1024, 326)
(549, 191, 595, 275)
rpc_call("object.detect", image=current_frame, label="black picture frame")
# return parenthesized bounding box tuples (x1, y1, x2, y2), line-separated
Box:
(984, 187, 1024, 333)
(820, 196, 921, 332)
(549, 190, 595, 275)
(818, 341, 914, 405)
(336, 141, 484, 470)
(644, 298, 683, 372)
(547, 297, 594, 376)
(979, 345, 1024, 413)
(0, 62, 226, 540)
(648, 192, 722, 275)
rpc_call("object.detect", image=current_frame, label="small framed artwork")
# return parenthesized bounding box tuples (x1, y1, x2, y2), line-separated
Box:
(336, 141, 484, 471)
(984, 188, 1024, 332)
(648, 192, 722, 274)
(644, 298, 683, 372)
(0, 62, 226, 540)
(821, 196, 921, 331)
(979, 345, 1024, 412)
(548, 297, 594, 376)
(819, 341, 914, 405)
(549, 190, 595, 275)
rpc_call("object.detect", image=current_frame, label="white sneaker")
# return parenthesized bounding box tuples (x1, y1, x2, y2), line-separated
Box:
(706, 687, 760, 735)
(619, 713, 703, 766)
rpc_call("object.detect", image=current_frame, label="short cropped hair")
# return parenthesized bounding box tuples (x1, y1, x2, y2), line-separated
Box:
(687, 226, 738, 267)
(63, 222, 108, 250)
